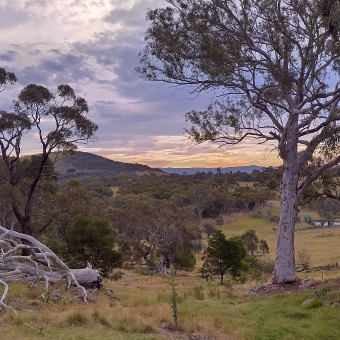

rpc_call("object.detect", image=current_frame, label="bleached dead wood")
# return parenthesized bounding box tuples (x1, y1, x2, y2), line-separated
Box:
(0, 226, 102, 312)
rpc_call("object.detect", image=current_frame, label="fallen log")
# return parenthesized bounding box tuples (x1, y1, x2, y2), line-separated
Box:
(0, 226, 103, 312)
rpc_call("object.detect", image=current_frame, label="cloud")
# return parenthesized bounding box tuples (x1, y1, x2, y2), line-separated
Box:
(0, 0, 281, 167)
(0, 8, 30, 30)
(0, 50, 18, 62)
(15, 53, 94, 86)
(104, 0, 153, 28)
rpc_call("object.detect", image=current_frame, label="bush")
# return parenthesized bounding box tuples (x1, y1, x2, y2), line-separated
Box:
(304, 215, 314, 225)
(64, 215, 123, 276)
(201, 230, 246, 284)
(175, 250, 196, 271)
(216, 214, 224, 225)
(268, 214, 280, 223)
(251, 210, 263, 218)
(203, 222, 215, 237)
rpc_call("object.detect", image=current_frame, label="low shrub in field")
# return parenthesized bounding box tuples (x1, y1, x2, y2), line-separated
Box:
(304, 214, 315, 225)
(192, 286, 205, 300)
(251, 210, 263, 218)
(64, 310, 90, 326)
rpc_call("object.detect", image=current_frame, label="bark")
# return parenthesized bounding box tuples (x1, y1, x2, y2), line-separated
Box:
(272, 118, 299, 284)
(272, 164, 299, 283)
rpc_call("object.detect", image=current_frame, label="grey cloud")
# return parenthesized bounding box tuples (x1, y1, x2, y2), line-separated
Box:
(49, 49, 62, 55)
(16, 53, 94, 86)
(0, 50, 18, 62)
(41, 60, 65, 73)
(27, 49, 42, 56)
(0, 8, 30, 30)
(72, 27, 214, 132)
(104, 0, 153, 28)
(90, 99, 186, 145)
(95, 55, 115, 66)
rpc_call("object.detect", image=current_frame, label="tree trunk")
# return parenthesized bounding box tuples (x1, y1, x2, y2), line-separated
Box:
(273, 117, 299, 284)
(272, 160, 299, 283)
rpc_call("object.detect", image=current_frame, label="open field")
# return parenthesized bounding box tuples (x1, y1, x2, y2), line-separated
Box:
(3, 200, 340, 339)
(3, 270, 340, 340)
(212, 201, 340, 270)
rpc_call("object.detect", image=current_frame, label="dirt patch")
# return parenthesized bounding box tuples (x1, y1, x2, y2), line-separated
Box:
(248, 278, 325, 297)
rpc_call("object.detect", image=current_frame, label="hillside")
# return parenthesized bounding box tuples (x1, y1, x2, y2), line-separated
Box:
(51, 152, 165, 179)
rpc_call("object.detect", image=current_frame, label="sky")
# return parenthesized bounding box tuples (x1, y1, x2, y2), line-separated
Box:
(0, 0, 282, 168)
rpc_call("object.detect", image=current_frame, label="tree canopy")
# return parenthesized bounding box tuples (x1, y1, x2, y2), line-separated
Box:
(0, 83, 98, 237)
(0, 67, 16, 93)
(201, 230, 246, 284)
(138, 0, 340, 283)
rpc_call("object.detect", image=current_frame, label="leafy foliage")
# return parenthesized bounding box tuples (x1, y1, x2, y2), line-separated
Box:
(0, 83, 98, 237)
(309, 197, 340, 226)
(201, 230, 246, 284)
(63, 216, 122, 276)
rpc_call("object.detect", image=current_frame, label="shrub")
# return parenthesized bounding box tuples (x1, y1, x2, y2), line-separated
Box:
(268, 214, 280, 223)
(216, 214, 224, 225)
(175, 250, 196, 271)
(63, 215, 123, 277)
(251, 210, 263, 218)
(304, 215, 314, 225)
(203, 222, 215, 237)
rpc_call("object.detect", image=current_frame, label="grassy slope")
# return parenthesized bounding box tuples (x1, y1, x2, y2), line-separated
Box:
(3, 199, 340, 339)
(3, 271, 340, 340)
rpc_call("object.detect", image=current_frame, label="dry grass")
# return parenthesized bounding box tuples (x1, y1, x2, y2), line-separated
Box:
(110, 186, 120, 197)
(2, 264, 340, 339)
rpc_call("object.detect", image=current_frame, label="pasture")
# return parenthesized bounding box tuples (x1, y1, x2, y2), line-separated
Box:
(2, 200, 340, 339)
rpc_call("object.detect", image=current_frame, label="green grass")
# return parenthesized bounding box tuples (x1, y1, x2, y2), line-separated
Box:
(4, 272, 340, 340)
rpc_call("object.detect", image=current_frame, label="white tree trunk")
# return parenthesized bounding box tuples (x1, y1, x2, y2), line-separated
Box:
(273, 117, 299, 284)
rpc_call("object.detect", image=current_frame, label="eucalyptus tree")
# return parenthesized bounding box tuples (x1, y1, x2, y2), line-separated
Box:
(0, 67, 16, 93)
(310, 197, 340, 227)
(138, 0, 340, 283)
(0, 84, 98, 237)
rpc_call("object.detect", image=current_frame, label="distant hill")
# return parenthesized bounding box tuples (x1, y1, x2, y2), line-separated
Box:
(161, 165, 262, 175)
(51, 152, 165, 179)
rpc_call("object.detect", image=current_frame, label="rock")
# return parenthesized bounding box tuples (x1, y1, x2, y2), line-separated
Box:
(302, 298, 314, 306)
(50, 289, 61, 300)
(105, 288, 113, 297)
(299, 279, 318, 290)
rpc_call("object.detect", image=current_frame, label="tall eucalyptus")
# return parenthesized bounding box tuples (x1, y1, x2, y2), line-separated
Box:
(138, 0, 340, 283)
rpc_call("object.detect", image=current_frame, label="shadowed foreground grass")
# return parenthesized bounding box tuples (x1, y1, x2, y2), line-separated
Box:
(2, 272, 340, 340)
